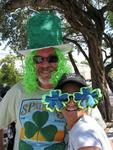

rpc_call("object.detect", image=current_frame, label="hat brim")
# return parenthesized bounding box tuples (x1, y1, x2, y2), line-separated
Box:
(55, 74, 87, 89)
(57, 79, 87, 88)
(19, 44, 73, 55)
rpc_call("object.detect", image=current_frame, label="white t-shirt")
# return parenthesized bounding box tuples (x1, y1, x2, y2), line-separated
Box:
(68, 115, 112, 150)
(87, 107, 106, 129)
(0, 82, 66, 150)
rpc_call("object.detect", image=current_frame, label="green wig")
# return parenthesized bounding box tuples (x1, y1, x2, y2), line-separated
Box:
(50, 48, 71, 85)
(23, 48, 71, 93)
(23, 51, 38, 93)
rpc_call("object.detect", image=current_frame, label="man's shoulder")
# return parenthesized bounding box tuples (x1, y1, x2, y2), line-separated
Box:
(71, 115, 96, 133)
(5, 81, 24, 96)
(11, 81, 23, 90)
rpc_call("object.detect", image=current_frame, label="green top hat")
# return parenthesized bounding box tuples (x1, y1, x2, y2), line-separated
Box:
(20, 11, 72, 55)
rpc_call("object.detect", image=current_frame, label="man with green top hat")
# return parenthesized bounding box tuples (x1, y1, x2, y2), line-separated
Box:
(0, 11, 72, 150)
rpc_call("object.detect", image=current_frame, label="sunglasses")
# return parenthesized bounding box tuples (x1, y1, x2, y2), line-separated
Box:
(33, 55, 58, 64)
(42, 87, 102, 112)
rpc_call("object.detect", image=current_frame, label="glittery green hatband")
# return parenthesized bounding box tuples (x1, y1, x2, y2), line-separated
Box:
(22, 48, 71, 93)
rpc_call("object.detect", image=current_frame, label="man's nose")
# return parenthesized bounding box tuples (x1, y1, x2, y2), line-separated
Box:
(41, 59, 50, 67)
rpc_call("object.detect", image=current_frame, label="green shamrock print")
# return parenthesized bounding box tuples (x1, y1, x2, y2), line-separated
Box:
(24, 111, 57, 141)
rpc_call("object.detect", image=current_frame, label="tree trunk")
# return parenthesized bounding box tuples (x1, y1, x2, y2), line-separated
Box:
(88, 37, 112, 121)
(68, 51, 80, 74)
(2, 0, 113, 121)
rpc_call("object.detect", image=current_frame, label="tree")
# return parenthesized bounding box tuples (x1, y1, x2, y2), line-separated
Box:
(0, 0, 113, 120)
(0, 55, 22, 86)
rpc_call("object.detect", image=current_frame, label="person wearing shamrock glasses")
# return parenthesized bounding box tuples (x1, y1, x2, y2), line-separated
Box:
(42, 73, 112, 150)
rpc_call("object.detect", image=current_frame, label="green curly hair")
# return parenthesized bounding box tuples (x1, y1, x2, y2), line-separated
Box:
(23, 48, 71, 93)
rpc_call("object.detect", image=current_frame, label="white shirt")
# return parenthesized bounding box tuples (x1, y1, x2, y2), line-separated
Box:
(68, 115, 112, 150)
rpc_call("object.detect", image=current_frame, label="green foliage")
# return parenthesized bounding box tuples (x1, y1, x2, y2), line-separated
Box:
(108, 68, 113, 79)
(0, 55, 22, 86)
(107, 11, 113, 28)
(0, 7, 33, 51)
(81, 60, 89, 65)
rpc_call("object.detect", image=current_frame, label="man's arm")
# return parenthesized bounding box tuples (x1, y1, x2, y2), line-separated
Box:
(78, 146, 101, 150)
(0, 129, 4, 150)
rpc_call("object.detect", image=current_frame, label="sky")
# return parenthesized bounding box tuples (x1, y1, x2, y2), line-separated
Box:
(0, 41, 87, 76)
(0, 49, 11, 59)
(0, 41, 13, 59)
(0, 42, 86, 63)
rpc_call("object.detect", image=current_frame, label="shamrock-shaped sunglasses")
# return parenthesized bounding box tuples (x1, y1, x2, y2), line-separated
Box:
(42, 87, 102, 112)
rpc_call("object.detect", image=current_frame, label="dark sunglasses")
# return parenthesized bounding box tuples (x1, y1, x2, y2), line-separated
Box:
(33, 55, 58, 64)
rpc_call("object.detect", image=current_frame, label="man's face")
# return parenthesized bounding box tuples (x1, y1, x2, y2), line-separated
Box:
(35, 47, 58, 88)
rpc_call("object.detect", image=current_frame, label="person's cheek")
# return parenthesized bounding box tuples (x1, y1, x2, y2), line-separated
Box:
(51, 63, 57, 70)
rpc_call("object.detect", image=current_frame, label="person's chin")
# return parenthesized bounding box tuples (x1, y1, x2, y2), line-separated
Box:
(39, 74, 51, 80)
(43, 73, 51, 79)
(38, 76, 50, 85)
